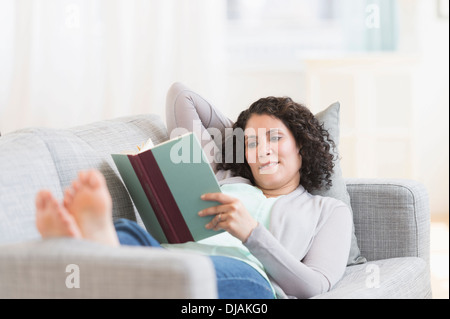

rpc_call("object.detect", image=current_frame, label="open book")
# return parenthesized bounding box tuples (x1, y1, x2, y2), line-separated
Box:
(111, 133, 223, 244)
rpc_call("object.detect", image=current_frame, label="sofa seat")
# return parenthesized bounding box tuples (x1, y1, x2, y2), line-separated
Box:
(313, 257, 430, 299)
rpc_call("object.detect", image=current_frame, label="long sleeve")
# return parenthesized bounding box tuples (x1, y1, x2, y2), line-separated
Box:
(165, 82, 234, 174)
(244, 203, 352, 299)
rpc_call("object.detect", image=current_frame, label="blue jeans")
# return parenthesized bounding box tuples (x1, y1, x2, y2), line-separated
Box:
(114, 218, 274, 299)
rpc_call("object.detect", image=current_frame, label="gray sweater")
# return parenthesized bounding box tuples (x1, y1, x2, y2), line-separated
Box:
(166, 82, 352, 299)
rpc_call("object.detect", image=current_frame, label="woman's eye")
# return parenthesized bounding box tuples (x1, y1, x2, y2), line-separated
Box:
(248, 141, 257, 148)
(270, 136, 282, 142)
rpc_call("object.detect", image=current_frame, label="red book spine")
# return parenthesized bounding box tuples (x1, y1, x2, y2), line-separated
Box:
(128, 151, 194, 244)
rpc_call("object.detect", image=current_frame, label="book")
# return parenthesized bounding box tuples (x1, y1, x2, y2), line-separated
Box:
(111, 132, 223, 244)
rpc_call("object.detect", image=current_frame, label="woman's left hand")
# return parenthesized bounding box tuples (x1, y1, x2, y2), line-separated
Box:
(199, 193, 258, 242)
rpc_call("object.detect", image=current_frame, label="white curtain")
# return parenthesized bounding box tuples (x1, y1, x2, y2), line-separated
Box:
(0, 0, 226, 135)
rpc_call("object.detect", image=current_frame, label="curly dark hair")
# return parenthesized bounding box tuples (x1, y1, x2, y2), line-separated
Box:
(216, 97, 336, 192)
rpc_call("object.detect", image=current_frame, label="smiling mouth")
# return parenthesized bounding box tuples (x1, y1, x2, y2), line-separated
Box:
(259, 162, 280, 171)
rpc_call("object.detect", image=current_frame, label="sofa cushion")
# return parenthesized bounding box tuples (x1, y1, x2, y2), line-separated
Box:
(313, 102, 366, 266)
(0, 114, 169, 244)
(32, 128, 140, 223)
(68, 114, 168, 155)
(66, 114, 169, 226)
(312, 256, 431, 299)
(0, 129, 62, 244)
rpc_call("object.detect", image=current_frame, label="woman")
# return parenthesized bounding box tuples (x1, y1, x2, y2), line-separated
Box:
(35, 82, 352, 299)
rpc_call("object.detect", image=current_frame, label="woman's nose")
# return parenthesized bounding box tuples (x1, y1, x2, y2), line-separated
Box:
(258, 141, 272, 157)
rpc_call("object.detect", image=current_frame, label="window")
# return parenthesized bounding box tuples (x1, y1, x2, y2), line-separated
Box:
(227, 0, 337, 27)
(226, 0, 342, 66)
(226, 0, 399, 66)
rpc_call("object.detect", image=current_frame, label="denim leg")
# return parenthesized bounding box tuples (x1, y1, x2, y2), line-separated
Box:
(113, 219, 274, 299)
(210, 256, 274, 299)
(113, 218, 162, 247)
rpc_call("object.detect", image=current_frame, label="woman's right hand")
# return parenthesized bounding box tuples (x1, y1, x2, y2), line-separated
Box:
(199, 192, 258, 242)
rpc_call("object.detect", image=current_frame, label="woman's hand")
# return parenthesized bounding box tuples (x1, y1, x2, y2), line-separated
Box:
(199, 193, 258, 242)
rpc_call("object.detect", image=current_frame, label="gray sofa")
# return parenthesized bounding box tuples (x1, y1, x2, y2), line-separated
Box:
(0, 114, 432, 298)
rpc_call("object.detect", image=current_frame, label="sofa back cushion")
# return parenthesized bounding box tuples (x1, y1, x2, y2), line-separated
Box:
(0, 129, 63, 243)
(0, 114, 169, 244)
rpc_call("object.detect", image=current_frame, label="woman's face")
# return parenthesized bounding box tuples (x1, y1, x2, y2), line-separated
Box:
(244, 114, 302, 194)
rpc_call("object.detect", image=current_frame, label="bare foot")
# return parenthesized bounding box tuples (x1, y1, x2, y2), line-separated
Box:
(64, 170, 119, 246)
(35, 190, 82, 239)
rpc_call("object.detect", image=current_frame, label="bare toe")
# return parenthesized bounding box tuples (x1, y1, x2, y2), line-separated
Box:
(63, 187, 74, 209)
(78, 171, 90, 185)
(72, 180, 81, 192)
(82, 169, 105, 188)
(65, 170, 118, 246)
(36, 190, 51, 211)
(35, 190, 81, 239)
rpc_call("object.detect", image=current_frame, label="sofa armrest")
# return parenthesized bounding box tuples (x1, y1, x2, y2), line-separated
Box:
(0, 238, 217, 299)
(346, 178, 430, 264)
